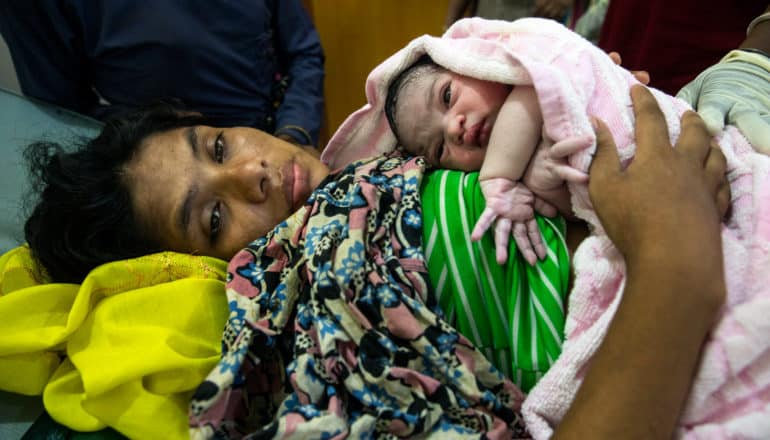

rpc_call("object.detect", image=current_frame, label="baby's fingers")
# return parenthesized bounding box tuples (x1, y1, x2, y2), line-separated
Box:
(554, 164, 589, 183)
(513, 222, 537, 266)
(495, 218, 513, 264)
(472, 208, 498, 241)
(550, 135, 594, 158)
(534, 196, 558, 217)
(526, 218, 546, 261)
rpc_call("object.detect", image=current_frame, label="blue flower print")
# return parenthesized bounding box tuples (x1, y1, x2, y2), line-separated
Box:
(305, 220, 344, 256)
(269, 284, 288, 318)
(217, 341, 248, 375)
(403, 176, 419, 193)
(368, 174, 387, 185)
(305, 230, 322, 255)
(375, 284, 400, 307)
(317, 313, 339, 340)
(303, 357, 323, 386)
(319, 428, 343, 440)
(248, 236, 268, 249)
(479, 390, 497, 406)
(227, 301, 247, 328)
(391, 409, 419, 427)
(351, 387, 383, 408)
(357, 284, 376, 306)
(315, 181, 366, 208)
(404, 209, 421, 228)
(376, 334, 398, 353)
(280, 392, 300, 414)
(436, 333, 458, 354)
(402, 246, 423, 259)
(387, 175, 404, 189)
(314, 261, 334, 288)
(257, 292, 271, 311)
(236, 262, 264, 286)
(297, 303, 313, 329)
(295, 404, 321, 420)
(334, 242, 365, 284)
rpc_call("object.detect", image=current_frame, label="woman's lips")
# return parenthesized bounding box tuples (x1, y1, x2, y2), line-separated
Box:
(283, 160, 295, 209)
(284, 160, 309, 211)
(292, 162, 308, 210)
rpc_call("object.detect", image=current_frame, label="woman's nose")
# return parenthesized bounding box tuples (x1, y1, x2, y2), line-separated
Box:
(216, 159, 269, 203)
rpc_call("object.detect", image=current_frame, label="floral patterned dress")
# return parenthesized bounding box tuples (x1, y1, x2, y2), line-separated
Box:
(188, 153, 529, 439)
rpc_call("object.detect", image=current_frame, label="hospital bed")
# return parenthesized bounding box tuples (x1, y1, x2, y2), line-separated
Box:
(0, 87, 101, 439)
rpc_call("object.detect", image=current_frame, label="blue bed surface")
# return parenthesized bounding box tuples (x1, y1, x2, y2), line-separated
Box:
(0, 88, 101, 438)
(0, 87, 102, 254)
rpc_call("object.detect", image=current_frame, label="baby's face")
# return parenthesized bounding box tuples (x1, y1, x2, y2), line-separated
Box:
(395, 69, 510, 171)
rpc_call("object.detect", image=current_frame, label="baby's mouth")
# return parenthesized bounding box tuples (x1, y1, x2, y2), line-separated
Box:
(464, 120, 489, 147)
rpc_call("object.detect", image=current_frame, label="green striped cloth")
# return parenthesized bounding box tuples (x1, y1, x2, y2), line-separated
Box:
(421, 170, 570, 392)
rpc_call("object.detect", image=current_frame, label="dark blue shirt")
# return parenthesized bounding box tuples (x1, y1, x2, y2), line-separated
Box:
(0, 0, 325, 145)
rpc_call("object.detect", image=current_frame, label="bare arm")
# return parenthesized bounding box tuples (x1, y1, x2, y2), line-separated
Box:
(479, 86, 542, 183)
(555, 86, 729, 439)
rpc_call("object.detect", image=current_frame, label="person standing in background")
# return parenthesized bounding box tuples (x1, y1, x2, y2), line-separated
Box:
(598, 1, 768, 96)
(444, 0, 582, 32)
(0, 0, 325, 148)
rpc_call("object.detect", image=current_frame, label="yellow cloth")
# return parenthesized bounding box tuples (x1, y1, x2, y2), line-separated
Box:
(0, 246, 228, 439)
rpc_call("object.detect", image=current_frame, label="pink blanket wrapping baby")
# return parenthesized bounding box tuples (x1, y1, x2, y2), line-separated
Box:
(322, 17, 770, 439)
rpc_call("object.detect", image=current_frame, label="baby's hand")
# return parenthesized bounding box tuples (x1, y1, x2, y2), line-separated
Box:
(523, 133, 593, 193)
(472, 178, 548, 265)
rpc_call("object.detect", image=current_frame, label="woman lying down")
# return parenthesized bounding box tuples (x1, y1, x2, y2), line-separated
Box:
(6, 18, 755, 440)
(323, 17, 770, 439)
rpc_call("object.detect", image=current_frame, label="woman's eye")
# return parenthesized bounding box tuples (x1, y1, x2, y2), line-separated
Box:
(214, 132, 225, 163)
(210, 201, 222, 243)
(442, 84, 452, 107)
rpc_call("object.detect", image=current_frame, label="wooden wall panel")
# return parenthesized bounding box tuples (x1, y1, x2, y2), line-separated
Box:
(310, 0, 449, 146)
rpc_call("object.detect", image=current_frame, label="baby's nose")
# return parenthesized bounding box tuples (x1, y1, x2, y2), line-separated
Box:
(446, 114, 466, 144)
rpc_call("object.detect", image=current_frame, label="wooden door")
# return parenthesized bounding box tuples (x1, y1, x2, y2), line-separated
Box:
(308, 0, 450, 146)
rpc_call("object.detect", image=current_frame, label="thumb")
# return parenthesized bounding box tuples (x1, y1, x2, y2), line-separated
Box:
(588, 117, 621, 182)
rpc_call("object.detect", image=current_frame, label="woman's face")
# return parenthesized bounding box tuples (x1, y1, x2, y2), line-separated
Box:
(124, 126, 329, 260)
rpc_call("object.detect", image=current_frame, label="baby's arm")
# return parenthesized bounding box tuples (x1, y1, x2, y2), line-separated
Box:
(479, 86, 542, 183)
(473, 86, 546, 265)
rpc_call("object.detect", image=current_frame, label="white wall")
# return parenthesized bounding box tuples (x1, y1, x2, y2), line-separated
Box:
(0, 35, 21, 93)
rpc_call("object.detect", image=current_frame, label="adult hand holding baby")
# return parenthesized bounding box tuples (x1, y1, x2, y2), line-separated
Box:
(559, 84, 729, 439)
(589, 85, 730, 265)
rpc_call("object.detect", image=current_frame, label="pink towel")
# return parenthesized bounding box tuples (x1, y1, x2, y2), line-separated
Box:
(323, 17, 770, 439)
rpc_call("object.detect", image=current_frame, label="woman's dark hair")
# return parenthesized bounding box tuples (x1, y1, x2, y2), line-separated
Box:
(24, 102, 208, 283)
(384, 54, 441, 144)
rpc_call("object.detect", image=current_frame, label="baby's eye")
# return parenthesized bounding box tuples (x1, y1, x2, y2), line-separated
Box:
(214, 132, 225, 163)
(210, 201, 222, 243)
(442, 84, 452, 107)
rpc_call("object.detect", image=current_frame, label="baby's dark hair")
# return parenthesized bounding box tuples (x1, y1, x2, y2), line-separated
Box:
(24, 102, 208, 283)
(384, 54, 443, 146)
